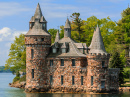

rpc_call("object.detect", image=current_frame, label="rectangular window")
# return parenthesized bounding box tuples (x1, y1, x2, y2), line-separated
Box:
(61, 75, 63, 85)
(81, 76, 83, 85)
(72, 76, 75, 85)
(102, 61, 105, 67)
(72, 59, 75, 66)
(50, 60, 53, 66)
(41, 38, 44, 41)
(101, 81, 105, 89)
(32, 69, 34, 78)
(61, 59, 64, 66)
(91, 76, 93, 86)
(50, 75, 53, 85)
(31, 49, 34, 59)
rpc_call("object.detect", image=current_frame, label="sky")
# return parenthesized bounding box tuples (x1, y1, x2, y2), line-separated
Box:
(0, 0, 129, 66)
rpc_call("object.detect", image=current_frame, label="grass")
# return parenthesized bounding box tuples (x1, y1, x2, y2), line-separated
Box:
(121, 84, 130, 87)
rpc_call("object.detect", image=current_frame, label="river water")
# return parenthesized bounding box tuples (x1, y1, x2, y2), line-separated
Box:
(0, 73, 129, 97)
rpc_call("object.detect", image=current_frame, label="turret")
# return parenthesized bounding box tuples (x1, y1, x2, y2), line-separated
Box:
(25, 3, 51, 92)
(86, 25, 110, 92)
(55, 30, 60, 42)
(64, 18, 71, 38)
(89, 25, 107, 54)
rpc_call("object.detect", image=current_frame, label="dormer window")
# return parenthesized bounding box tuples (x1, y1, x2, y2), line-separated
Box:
(43, 23, 45, 29)
(29, 23, 32, 29)
(52, 48, 56, 53)
(62, 48, 66, 53)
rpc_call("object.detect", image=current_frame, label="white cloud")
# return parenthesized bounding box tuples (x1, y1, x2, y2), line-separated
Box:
(0, 2, 30, 17)
(10, 30, 27, 41)
(0, 27, 11, 41)
(0, 27, 27, 42)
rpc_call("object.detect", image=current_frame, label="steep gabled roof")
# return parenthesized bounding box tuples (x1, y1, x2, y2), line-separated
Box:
(89, 25, 107, 54)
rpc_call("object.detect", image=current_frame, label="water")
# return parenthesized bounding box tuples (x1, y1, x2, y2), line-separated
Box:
(0, 73, 130, 97)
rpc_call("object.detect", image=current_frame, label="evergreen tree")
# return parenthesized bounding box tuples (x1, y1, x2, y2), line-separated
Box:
(70, 12, 84, 42)
(109, 51, 125, 86)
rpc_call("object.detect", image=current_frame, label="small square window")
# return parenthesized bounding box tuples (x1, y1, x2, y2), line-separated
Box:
(41, 38, 44, 41)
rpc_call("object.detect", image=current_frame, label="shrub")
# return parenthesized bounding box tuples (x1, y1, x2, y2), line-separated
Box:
(13, 76, 20, 83)
(19, 75, 26, 82)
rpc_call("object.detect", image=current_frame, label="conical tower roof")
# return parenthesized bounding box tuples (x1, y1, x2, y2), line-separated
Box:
(89, 25, 107, 54)
(25, 3, 50, 36)
(64, 18, 71, 28)
(34, 3, 42, 19)
(55, 30, 60, 42)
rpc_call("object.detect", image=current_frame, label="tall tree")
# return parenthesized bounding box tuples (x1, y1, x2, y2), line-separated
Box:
(114, 7, 130, 56)
(109, 51, 125, 86)
(70, 12, 84, 42)
(82, 16, 116, 49)
(48, 28, 57, 43)
(5, 34, 26, 73)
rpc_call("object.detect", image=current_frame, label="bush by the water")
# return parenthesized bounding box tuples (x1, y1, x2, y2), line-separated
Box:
(13, 71, 20, 83)
(19, 75, 26, 82)
(13, 76, 20, 83)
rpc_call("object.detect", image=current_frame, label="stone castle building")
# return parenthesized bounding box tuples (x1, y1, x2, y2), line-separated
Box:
(25, 3, 120, 93)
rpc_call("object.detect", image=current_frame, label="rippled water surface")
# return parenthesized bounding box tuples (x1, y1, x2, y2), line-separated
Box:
(0, 73, 129, 97)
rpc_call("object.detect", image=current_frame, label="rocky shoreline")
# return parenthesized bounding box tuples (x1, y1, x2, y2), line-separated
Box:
(9, 81, 26, 89)
(9, 82, 130, 93)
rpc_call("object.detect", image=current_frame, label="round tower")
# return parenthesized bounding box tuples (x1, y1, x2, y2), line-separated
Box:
(25, 3, 51, 92)
(86, 26, 110, 92)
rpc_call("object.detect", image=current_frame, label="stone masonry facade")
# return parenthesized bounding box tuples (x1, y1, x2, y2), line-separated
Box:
(25, 3, 120, 93)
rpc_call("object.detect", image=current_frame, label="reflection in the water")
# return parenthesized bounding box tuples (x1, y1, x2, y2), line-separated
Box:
(26, 93, 130, 97)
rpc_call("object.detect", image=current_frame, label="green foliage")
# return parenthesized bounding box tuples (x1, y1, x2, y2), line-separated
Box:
(48, 28, 57, 43)
(13, 76, 20, 83)
(19, 75, 26, 82)
(114, 7, 130, 52)
(109, 51, 125, 86)
(5, 34, 26, 73)
(70, 12, 84, 42)
(124, 67, 130, 78)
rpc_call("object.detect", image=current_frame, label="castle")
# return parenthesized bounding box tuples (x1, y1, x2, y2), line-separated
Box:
(25, 3, 120, 93)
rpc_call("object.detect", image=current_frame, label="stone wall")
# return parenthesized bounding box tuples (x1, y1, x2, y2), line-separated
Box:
(25, 35, 51, 92)
(87, 53, 110, 92)
(46, 57, 87, 92)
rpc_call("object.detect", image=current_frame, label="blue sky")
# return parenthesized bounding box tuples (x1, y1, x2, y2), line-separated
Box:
(0, 0, 129, 66)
